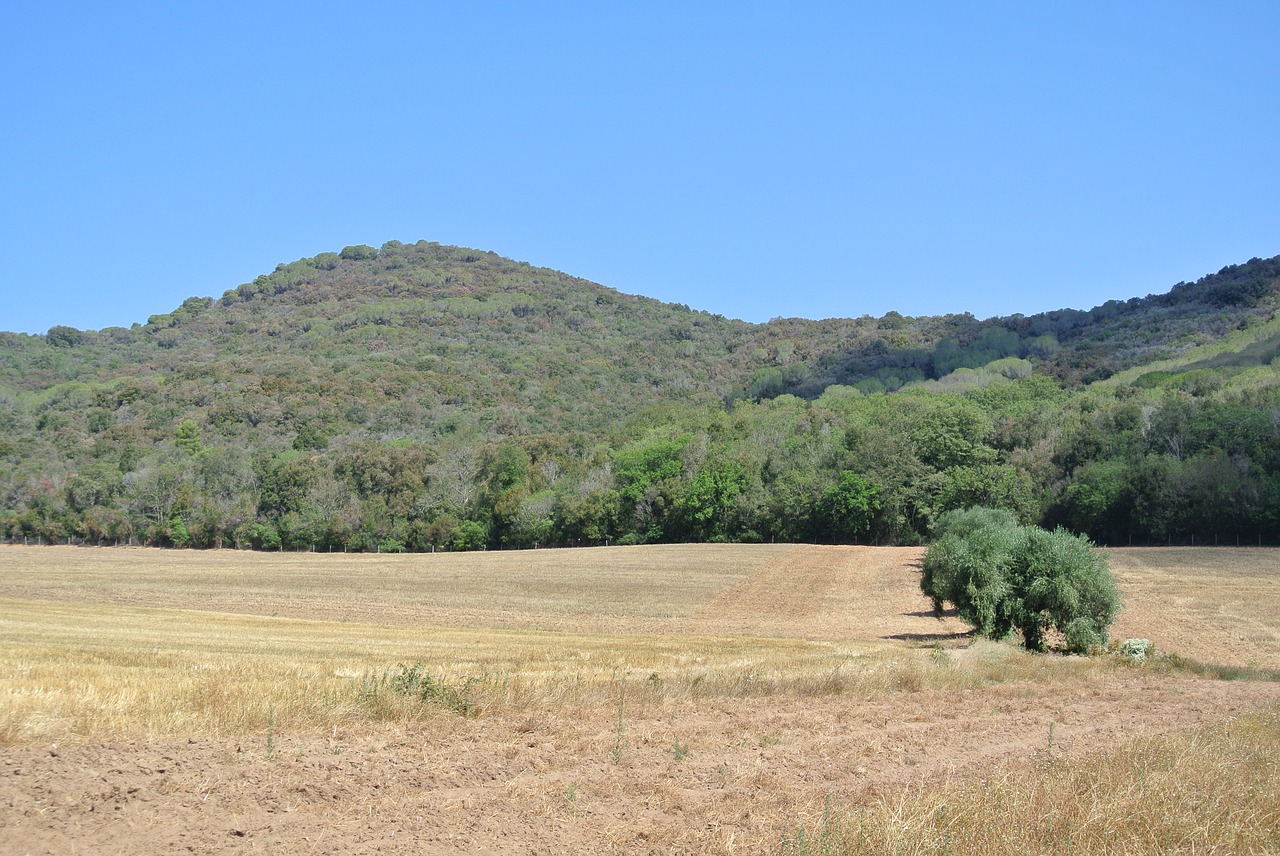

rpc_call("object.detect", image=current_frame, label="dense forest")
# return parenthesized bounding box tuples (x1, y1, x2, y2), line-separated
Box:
(3, 241, 1279, 551)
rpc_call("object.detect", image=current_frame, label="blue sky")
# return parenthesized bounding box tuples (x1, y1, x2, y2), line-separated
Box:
(2, 2, 1277, 334)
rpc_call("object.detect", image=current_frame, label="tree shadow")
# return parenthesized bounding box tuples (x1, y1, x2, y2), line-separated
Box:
(883, 629, 975, 645)
(903, 607, 959, 619)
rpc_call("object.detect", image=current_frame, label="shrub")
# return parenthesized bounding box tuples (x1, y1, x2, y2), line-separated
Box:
(390, 663, 477, 716)
(449, 520, 488, 552)
(921, 507, 1121, 652)
(1118, 638, 1155, 661)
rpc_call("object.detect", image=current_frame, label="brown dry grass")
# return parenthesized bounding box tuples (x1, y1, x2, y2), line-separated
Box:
(0, 593, 849, 744)
(1, 543, 1279, 746)
(793, 704, 1280, 854)
(1106, 547, 1280, 668)
(0, 543, 790, 634)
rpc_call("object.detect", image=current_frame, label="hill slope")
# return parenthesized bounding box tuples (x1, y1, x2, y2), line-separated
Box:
(2, 241, 1279, 551)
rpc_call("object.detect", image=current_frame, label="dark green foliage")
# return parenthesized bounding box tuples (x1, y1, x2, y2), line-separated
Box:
(169, 516, 191, 548)
(679, 459, 748, 541)
(449, 520, 488, 552)
(174, 419, 203, 457)
(339, 244, 379, 261)
(1017, 526, 1121, 652)
(934, 463, 1036, 522)
(46, 325, 89, 348)
(818, 471, 880, 542)
(257, 451, 321, 518)
(249, 522, 282, 550)
(921, 508, 1121, 652)
(930, 505, 1019, 540)
(1164, 256, 1280, 308)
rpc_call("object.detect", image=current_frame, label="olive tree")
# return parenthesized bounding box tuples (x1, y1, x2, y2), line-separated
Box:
(921, 507, 1121, 652)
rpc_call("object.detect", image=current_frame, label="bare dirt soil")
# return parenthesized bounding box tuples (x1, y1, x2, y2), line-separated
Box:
(4, 677, 1273, 855)
(2, 544, 1278, 854)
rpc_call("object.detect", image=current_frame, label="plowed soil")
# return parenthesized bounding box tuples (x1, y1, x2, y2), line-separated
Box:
(2, 544, 1278, 854)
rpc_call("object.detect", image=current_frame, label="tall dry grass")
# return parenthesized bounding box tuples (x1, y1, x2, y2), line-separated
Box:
(784, 703, 1280, 855)
(0, 596, 1114, 746)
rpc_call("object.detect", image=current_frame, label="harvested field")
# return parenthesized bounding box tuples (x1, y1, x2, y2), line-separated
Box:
(1106, 547, 1280, 667)
(1, 544, 1278, 854)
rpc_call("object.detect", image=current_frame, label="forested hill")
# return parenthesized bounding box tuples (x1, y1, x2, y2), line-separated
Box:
(2, 241, 1279, 552)
(8, 242, 1279, 408)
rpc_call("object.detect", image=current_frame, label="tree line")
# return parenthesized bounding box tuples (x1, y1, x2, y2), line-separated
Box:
(5, 373, 1280, 551)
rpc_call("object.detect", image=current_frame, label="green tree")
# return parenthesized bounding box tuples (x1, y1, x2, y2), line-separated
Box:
(169, 516, 191, 548)
(1051, 458, 1130, 543)
(46, 325, 88, 348)
(818, 470, 880, 542)
(175, 419, 204, 457)
(450, 520, 488, 551)
(920, 507, 1120, 652)
(933, 463, 1036, 521)
(556, 489, 620, 543)
(679, 459, 747, 540)
(339, 244, 378, 261)
(613, 434, 688, 539)
(613, 436, 687, 503)
(249, 521, 282, 550)
(67, 462, 122, 512)
(908, 395, 993, 470)
(258, 451, 322, 518)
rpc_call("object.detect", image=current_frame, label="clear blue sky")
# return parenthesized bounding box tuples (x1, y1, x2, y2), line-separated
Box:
(2, 2, 1277, 334)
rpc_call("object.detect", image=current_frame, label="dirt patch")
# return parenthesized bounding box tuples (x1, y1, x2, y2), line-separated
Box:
(691, 546, 965, 644)
(3, 675, 1274, 855)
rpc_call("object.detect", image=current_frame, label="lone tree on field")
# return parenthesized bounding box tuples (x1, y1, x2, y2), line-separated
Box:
(920, 507, 1121, 652)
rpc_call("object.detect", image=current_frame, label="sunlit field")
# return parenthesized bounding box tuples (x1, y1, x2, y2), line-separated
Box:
(0, 543, 1048, 744)
(1, 543, 1279, 854)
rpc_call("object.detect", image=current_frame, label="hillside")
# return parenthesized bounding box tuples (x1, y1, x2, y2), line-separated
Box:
(2, 242, 1280, 551)
(8, 243, 1279, 413)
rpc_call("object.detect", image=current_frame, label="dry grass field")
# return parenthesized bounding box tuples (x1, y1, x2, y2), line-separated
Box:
(0, 543, 1278, 854)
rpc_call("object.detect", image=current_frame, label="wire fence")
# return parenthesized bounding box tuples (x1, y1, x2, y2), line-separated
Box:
(4, 533, 1280, 551)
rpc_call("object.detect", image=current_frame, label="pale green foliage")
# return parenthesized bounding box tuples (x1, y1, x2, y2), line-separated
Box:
(921, 507, 1120, 652)
(174, 418, 204, 457)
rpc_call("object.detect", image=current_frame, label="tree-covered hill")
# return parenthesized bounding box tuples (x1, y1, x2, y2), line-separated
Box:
(3, 241, 1279, 551)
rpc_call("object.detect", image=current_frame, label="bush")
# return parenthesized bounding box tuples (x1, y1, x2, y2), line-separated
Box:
(1118, 638, 1155, 661)
(249, 522, 282, 551)
(449, 520, 488, 552)
(390, 663, 477, 716)
(921, 507, 1121, 652)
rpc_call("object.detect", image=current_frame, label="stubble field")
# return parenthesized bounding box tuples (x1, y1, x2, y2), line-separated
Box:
(0, 543, 1278, 854)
